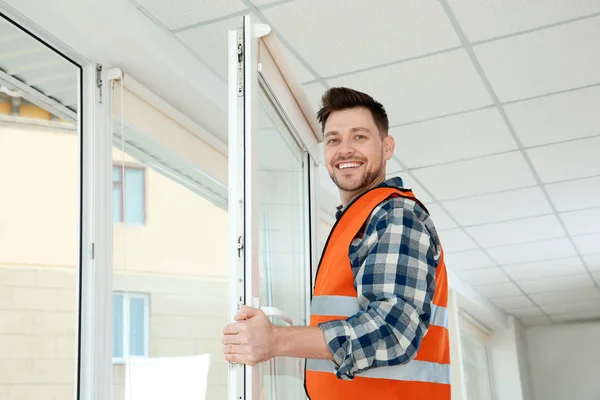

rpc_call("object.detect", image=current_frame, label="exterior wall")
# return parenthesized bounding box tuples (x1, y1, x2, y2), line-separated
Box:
(0, 95, 230, 399)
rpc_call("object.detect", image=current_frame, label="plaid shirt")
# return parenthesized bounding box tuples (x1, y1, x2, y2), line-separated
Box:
(318, 177, 442, 380)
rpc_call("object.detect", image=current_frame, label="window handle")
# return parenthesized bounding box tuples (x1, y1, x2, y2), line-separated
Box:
(260, 306, 293, 326)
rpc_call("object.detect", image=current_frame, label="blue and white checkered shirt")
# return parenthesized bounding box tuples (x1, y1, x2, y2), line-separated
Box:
(318, 177, 442, 380)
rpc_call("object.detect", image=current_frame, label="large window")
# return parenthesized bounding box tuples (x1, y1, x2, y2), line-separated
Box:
(112, 293, 149, 362)
(110, 81, 229, 400)
(0, 13, 81, 400)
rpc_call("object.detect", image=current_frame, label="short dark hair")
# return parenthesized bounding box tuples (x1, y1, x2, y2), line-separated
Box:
(316, 87, 389, 136)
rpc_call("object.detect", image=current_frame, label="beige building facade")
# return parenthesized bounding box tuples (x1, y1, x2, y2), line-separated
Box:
(0, 92, 232, 399)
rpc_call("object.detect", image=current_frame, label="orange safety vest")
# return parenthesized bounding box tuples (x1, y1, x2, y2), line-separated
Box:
(305, 186, 451, 400)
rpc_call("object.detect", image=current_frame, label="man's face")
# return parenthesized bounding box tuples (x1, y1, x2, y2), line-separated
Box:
(323, 107, 395, 200)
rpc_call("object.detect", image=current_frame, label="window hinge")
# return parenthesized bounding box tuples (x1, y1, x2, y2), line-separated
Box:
(96, 64, 103, 104)
(237, 236, 244, 257)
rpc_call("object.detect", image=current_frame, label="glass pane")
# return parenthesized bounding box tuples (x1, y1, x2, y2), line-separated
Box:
(113, 294, 124, 359)
(113, 166, 122, 182)
(129, 297, 146, 357)
(111, 81, 229, 400)
(0, 14, 80, 400)
(124, 168, 145, 224)
(113, 185, 123, 223)
(256, 87, 308, 400)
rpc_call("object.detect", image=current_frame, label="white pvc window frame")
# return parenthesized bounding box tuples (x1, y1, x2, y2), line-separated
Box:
(0, 6, 116, 400)
(228, 14, 322, 400)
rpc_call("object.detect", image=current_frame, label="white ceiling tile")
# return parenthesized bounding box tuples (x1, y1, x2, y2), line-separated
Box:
(520, 316, 553, 327)
(506, 307, 545, 319)
(261, 0, 460, 77)
(177, 15, 245, 80)
(503, 257, 587, 281)
(542, 299, 600, 315)
(442, 186, 552, 226)
(250, 0, 285, 6)
(458, 267, 509, 285)
(546, 176, 600, 212)
(398, 174, 433, 203)
(389, 108, 517, 168)
(506, 86, 600, 147)
(476, 282, 523, 298)
(487, 238, 576, 265)
(139, 0, 246, 30)
(560, 208, 600, 236)
(474, 16, 600, 102)
(179, 17, 314, 83)
(327, 49, 492, 126)
(530, 287, 600, 305)
(527, 137, 600, 183)
(573, 233, 600, 255)
(585, 255, 600, 271)
(466, 215, 565, 248)
(449, 0, 600, 42)
(443, 250, 495, 272)
(518, 274, 595, 294)
(491, 295, 534, 309)
(551, 309, 600, 323)
(412, 152, 536, 200)
(438, 229, 478, 252)
(424, 204, 457, 231)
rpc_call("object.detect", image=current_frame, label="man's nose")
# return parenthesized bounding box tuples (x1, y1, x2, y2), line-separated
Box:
(337, 140, 354, 156)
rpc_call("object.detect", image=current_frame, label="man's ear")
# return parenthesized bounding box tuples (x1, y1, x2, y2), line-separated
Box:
(383, 135, 395, 160)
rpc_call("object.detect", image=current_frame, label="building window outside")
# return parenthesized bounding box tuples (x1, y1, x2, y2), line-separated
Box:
(113, 165, 146, 224)
(113, 292, 150, 362)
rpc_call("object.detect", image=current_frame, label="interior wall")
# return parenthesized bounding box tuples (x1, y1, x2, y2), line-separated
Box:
(527, 321, 600, 400)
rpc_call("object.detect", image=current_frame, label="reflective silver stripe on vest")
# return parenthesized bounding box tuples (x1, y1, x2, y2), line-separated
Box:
(306, 359, 451, 385)
(310, 295, 448, 329)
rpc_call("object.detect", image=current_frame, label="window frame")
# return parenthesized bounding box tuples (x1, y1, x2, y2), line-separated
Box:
(112, 291, 150, 364)
(112, 163, 147, 224)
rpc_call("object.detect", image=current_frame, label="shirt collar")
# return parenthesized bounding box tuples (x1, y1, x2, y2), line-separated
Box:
(335, 176, 404, 220)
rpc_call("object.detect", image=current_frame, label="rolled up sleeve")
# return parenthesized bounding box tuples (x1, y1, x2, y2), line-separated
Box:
(318, 199, 440, 380)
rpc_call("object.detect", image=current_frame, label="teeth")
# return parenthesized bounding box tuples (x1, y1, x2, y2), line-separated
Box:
(339, 163, 361, 169)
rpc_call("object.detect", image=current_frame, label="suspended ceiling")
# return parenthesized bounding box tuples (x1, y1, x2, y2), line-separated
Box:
(132, 0, 600, 327)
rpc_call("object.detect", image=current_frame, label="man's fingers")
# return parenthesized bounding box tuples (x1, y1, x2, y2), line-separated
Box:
(224, 353, 244, 364)
(234, 305, 263, 321)
(223, 322, 243, 335)
(224, 352, 257, 367)
(221, 334, 243, 345)
(222, 343, 242, 354)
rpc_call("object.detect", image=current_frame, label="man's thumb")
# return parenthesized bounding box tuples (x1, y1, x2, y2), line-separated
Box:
(234, 305, 262, 321)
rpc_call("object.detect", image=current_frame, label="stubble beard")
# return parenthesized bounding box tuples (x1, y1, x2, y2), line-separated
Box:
(330, 163, 385, 193)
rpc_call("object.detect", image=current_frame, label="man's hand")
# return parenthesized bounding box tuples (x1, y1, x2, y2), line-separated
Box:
(222, 305, 276, 366)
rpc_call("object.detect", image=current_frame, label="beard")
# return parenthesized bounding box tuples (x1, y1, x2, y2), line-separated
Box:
(330, 162, 385, 193)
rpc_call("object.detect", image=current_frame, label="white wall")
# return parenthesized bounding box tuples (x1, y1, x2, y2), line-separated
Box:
(488, 316, 533, 400)
(527, 321, 600, 400)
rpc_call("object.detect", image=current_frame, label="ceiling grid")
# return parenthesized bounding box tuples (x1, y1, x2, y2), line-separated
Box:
(134, 0, 600, 326)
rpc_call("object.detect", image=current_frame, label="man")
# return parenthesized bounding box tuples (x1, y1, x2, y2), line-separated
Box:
(222, 87, 450, 399)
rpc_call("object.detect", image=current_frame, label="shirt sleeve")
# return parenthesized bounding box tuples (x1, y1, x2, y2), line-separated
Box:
(318, 199, 440, 380)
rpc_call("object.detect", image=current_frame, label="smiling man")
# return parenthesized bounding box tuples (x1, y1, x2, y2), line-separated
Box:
(222, 87, 451, 399)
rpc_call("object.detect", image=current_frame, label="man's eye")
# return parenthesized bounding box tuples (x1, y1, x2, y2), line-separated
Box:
(356, 135, 366, 140)
(327, 139, 339, 144)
